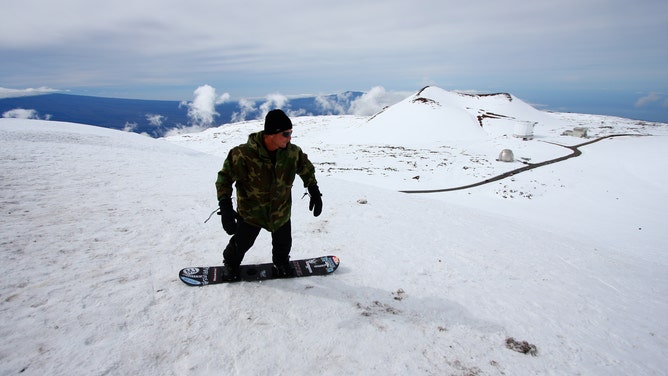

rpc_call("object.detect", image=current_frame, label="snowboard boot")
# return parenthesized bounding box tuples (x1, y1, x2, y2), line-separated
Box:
(273, 262, 294, 278)
(221, 262, 240, 282)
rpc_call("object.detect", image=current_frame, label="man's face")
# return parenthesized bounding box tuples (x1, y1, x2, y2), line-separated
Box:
(266, 130, 292, 150)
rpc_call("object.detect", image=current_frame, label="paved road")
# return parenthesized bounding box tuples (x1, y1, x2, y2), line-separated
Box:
(400, 134, 638, 194)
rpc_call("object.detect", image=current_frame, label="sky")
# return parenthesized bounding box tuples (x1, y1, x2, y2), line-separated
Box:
(2, 0, 668, 122)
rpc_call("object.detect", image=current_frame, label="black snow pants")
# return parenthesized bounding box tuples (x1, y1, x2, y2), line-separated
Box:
(223, 219, 292, 267)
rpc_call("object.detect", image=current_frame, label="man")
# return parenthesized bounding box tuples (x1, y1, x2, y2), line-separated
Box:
(215, 109, 322, 281)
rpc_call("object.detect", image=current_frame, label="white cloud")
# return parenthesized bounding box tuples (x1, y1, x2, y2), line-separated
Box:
(287, 108, 307, 118)
(182, 85, 230, 127)
(259, 93, 289, 117)
(315, 94, 348, 115)
(0, 87, 60, 99)
(162, 124, 209, 137)
(2, 108, 40, 119)
(635, 92, 662, 107)
(145, 113, 165, 127)
(231, 98, 256, 123)
(123, 122, 138, 132)
(349, 86, 409, 116)
(216, 92, 231, 105)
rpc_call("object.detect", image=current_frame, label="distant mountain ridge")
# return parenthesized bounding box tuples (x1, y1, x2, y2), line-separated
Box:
(0, 92, 364, 137)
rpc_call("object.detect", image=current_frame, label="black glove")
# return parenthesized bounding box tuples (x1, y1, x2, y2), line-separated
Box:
(218, 198, 238, 235)
(307, 185, 322, 217)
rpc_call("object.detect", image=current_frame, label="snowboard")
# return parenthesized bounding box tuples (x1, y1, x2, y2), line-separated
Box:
(179, 255, 340, 286)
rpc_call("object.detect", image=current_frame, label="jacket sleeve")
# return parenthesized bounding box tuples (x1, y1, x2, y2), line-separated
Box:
(216, 149, 237, 202)
(297, 150, 318, 188)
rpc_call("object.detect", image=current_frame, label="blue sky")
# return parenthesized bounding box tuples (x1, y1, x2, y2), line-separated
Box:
(2, 0, 667, 122)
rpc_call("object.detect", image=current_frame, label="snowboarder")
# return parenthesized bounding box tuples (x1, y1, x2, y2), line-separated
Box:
(215, 109, 323, 281)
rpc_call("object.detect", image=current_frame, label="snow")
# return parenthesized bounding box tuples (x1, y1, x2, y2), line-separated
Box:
(1, 88, 667, 375)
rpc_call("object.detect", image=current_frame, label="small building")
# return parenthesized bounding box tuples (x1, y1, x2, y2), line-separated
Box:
(497, 149, 515, 162)
(514, 121, 535, 140)
(562, 127, 588, 138)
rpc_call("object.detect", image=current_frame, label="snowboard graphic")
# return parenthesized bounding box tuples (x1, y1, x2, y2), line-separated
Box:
(179, 255, 340, 286)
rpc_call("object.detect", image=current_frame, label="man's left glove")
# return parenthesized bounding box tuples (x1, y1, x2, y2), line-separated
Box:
(218, 198, 238, 235)
(307, 185, 322, 217)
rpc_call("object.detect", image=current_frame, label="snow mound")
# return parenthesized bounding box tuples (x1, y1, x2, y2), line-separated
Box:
(439, 88, 558, 124)
(333, 86, 568, 146)
(344, 86, 485, 145)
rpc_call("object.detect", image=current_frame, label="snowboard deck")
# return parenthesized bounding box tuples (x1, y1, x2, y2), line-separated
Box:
(179, 255, 340, 286)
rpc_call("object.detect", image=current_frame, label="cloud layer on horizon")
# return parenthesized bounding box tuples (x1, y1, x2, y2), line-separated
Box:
(2, 0, 667, 103)
(177, 84, 410, 129)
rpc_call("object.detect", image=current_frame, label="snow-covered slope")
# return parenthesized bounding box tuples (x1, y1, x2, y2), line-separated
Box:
(323, 86, 569, 146)
(348, 88, 486, 144)
(1, 89, 667, 375)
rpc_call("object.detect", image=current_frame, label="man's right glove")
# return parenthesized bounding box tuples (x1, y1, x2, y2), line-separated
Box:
(218, 198, 238, 235)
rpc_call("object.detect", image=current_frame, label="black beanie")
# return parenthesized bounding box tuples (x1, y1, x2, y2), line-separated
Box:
(264, 109, 293, 135)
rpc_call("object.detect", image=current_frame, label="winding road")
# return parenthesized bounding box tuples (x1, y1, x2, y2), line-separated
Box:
(400, 134, 638, 194)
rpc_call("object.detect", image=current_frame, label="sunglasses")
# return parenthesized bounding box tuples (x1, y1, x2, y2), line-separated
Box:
(281, 131, 293, 138)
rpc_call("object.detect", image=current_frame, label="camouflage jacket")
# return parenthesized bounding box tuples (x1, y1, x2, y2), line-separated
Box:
(216, 131, 318, 232)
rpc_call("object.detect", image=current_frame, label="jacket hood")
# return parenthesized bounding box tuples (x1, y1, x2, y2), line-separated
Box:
(246, 132, 270, 160)
(247, 131, 290, 161)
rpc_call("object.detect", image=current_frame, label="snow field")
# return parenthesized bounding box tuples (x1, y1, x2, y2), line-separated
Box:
(1, 100, 667, 375)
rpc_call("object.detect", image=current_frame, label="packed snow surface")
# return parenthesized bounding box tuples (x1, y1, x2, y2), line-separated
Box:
(1, 88, 667, 375)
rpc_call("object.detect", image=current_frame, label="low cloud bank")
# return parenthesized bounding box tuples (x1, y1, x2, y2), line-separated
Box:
(0, 87, 61, 99)
(2, 108, 47, 120)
